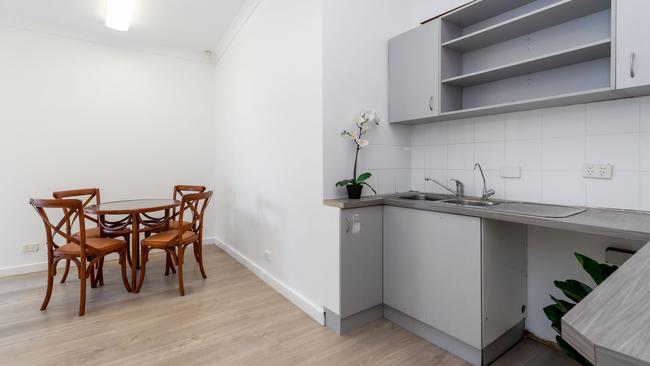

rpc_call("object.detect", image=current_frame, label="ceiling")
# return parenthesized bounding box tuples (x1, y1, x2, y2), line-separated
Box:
(0, 0, 250, 60)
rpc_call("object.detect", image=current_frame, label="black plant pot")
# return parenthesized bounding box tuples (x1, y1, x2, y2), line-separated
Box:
(346, 184, 363, 199)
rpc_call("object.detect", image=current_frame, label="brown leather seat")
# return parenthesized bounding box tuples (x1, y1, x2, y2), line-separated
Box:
(54, 238, 126, 257)
(142, 230, 197, 248)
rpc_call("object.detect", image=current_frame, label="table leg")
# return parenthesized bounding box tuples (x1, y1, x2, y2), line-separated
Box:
(131, 212, 139, 291)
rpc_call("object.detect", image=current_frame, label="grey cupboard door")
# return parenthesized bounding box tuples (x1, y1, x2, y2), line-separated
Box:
(383, 206, 482, 348)
(616, 0, 650, 89)
(388, 19, 440, 123)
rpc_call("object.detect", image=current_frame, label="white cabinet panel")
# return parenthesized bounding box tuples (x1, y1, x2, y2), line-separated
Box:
(383, 206, 482, 348)
(388, 20, 440, 123)
(616, 0, 650, 89)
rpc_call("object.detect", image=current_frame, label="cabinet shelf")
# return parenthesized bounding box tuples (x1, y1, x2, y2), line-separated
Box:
(442, 39, 611, 87)
(443, 0, 538, 28)
(434, 87, 617, 123)
(442, 0, 611, 52)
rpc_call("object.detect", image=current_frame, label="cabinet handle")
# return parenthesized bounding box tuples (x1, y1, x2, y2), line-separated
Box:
(631, 52, 636, 78)
(429, 96, 434, 112)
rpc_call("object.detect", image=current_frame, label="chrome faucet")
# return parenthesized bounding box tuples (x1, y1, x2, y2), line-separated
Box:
(474, 163, 495, 200)
(425, 177, 464, 197)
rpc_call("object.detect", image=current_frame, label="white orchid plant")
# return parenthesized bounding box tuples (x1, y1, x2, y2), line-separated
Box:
(336, 110, 380, 194)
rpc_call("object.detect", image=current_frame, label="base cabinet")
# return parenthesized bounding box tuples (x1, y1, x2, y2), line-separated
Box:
(383, 206, 527, 365)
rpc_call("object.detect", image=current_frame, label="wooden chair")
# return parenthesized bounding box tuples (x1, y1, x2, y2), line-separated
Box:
(30, 198, 131, 316)
(151, 185, 206, 275)
(52, 188, 130, 285)
(136, 191, 212, 296)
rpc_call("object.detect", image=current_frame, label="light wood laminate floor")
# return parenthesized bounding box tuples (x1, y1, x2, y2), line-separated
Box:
(0, 246, 577, 366)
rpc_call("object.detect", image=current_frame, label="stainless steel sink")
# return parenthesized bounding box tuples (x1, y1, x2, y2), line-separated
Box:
(442, 198, 501, 207)
(398, 194, 448, 202)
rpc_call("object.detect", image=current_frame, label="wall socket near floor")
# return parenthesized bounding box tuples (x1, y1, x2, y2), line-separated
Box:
(22, 243, 39, 253)
(583, 163, 613, 179)
(264, 250, 271, 262)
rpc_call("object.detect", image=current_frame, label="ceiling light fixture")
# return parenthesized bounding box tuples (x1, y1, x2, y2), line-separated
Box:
(105, 0, 135, 31)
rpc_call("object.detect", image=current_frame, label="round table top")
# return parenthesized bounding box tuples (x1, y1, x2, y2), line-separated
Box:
(85, 199, 180, 215)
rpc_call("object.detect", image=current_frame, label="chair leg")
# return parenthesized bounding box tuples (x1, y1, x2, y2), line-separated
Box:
(41, 260, 55, 311)
(98, 257, 105, 287)
(177, 245, 185, 297)
(135, 246, 150, 294)
(164, 254, 171, 276)
(79, 264, 87, 316)
(196, 242, 207, 279)
(193, 244, 200, 262)
(89, 261, 97, 289)
(60, 260, 70, 284)
(119, 250, 132, 293)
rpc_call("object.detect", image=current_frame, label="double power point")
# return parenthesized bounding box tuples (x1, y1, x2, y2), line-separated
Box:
(22, 243, 40, 253)
(583, 163, 613, 179)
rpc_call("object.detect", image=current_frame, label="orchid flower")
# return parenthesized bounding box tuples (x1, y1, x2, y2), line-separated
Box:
(336, 110, 381, 196)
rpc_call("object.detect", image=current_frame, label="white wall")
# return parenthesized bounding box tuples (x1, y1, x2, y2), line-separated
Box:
(411, 98, 650, 211)
(213, 0, 340, 320)
(0, 27, 216, 274)
(322, 0, 417, 198)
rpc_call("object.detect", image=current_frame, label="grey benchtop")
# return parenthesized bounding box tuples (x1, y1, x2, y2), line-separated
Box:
(562, 242, 650, 366)
(323, 194, 650, 241)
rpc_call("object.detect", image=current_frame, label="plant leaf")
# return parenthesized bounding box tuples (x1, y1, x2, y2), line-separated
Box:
(554, 280, 593, 303)
(335, 179, 354, 187)
(355, 172, 372, 183)
(360, 182, 377, 194)
(543, 304, 564, 335)
(557, 336, 594, 366)
(574, 253, 604, 285)
(550, 295, 575, 314)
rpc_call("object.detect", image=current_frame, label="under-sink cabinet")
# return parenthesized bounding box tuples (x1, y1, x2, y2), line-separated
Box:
(383, 206, 527, 366)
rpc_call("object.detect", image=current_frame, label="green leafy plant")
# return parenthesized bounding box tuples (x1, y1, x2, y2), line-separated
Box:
(544, 253, 618, 366)
(336, 110, 380, 195)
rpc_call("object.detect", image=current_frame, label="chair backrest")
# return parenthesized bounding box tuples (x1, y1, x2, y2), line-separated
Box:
(52, 188, 101, 235)
(30, 198, 89, 258)
(172, 185, 206, 218)
(177, 191, 213, 241)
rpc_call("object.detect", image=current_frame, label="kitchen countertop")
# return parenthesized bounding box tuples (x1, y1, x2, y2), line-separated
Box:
(324, 193, 650, 241)
(562, 242, 650, 366)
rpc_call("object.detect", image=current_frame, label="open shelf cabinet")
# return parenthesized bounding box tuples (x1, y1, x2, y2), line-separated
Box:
(439, 0, 616, 118)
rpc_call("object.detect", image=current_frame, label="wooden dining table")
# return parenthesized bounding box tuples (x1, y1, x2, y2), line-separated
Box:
(85, 199, 180, 290)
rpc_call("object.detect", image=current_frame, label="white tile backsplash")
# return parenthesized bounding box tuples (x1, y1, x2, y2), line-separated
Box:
(585, 134, 639, 171)
(474, 141, 505, 170)
(448, 119, 475, 144)
(474, 115, 505, 142)
(586, 98, 640, 135)
(541, 105, 586, 138)
(401, 97, 649, 211)
(447, 143, 474, 170)
(542, 171, 586, 206)
(586, 171, 640, 210)
(542, 137, 585, 171)
(425, 145, 447, 169)
(505, 111, 542, 140)
(505, 140, 542, 170)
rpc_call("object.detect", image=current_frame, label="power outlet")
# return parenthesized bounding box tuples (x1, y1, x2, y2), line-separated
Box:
(22, 243, 40, 253)
(264, 250, 271, 262)
(583, 163, 613, 179)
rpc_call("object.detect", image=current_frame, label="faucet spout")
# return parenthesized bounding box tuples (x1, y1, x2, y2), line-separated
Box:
(474, 163, 495, 200)
(425, 177, 464, 197)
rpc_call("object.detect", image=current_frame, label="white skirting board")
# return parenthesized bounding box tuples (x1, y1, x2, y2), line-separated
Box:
(214, 239, 326, 325)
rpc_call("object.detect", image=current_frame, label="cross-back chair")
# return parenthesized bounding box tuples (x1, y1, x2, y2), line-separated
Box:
(52, 188, 131, 285)
(30, 198, 131, 316)
(136, 191, 213, 296)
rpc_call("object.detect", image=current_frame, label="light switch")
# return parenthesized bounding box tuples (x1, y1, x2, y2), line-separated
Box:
(500, 166, 521, 178)
(352, 222, 361, 233)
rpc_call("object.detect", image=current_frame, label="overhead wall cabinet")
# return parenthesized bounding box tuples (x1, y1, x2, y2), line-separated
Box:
(389, 0, 650, 124)
(616, 0, 650, 93)
(388, 19, 440, 124)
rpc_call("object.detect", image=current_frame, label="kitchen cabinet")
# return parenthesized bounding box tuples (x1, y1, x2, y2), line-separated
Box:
(384, 206, 482, 348)
(383, 206, 526, 365)
(616, 0, 650, 92)
(325, 206, 383, 335)
(388, 19, 440, 124)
